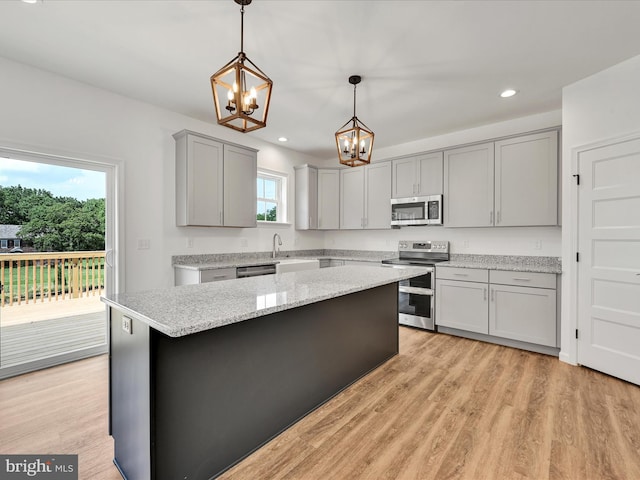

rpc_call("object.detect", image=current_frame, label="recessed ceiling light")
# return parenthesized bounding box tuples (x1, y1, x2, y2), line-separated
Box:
(278, 137, 288, 142)
(21, 0, 40, 3)
(500, 89, 517, 98)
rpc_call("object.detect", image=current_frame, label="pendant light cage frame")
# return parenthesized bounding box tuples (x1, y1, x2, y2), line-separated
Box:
(210, 0, 273, 133)
(335, 75, 375, 167)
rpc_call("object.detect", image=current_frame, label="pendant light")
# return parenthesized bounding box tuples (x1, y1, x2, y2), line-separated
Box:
(335, 75, 375, 167)
(210, 0, 273, 133)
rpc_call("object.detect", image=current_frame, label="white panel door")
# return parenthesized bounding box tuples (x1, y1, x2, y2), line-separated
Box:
(577, 136, 640, 385)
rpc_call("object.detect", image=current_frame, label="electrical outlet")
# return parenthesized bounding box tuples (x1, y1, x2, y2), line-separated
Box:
(240, 238, 248, 247)
(137, 239, 151, 250)
(463, 240, 469, 248)
(186, 238, 194, 248)
(122, 316, 132, 335)
(535, 240, 542, 250)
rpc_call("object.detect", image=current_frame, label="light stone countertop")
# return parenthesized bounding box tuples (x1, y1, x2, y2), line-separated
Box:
(172, 249, 395, 270)
(102, 265, 429, 338)
(438, 254, 561, 274)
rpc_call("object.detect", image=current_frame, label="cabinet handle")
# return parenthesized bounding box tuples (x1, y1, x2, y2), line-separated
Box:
(497, 210, 501, 224)
(453, 273, 469, 276)
(220, 211, 223, 224)
(512, 277, 531, 282)
(490, 211, 494, 225)
(483, 288, 487, 301)
(491, 288, 495, 302)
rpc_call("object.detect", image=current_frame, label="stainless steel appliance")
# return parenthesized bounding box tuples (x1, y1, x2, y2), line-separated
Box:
(381, 240, 449, 330)
(390, 194, 443, 226)
(236, 264, 277, 278)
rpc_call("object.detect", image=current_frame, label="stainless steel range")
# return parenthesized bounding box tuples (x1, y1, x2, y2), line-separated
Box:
(382, 240, 450, 331)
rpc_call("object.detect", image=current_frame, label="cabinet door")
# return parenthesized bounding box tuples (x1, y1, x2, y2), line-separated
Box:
(318, 169, 340, 230)
(177, 134, 223, 226)
(364, 162, 391, 229)
(223, 144, 257, 227)
(489, 284, 556, 346)
(444, 143, 494, 227)
(494, 131, 558, 226)
(340, 168, 365, 229)
(391, 157, 417, 198)
(416, 152, 444, 195)
(436, 279, 488, 334)
(295, 166, 318, 230)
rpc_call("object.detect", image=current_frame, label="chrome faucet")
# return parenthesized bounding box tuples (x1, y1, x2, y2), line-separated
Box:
(272, 233, 282, 259)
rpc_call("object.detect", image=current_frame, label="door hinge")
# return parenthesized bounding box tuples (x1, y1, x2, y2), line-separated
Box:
(576, 252, 580, 262)
(576, 329, 579, 339)
(572, 174, 580, 185)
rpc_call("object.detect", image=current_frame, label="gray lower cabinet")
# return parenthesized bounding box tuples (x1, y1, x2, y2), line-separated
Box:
(436, 266, 557, 349)
(488, 270, 557, 347)
(436, 269, 489, 334)
(174, 267, 236, 286)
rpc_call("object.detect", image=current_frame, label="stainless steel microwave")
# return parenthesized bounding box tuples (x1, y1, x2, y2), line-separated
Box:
(390, 195, 443, 226)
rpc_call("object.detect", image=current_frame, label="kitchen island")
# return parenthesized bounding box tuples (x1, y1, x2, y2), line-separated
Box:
(102, 265, 429, 480)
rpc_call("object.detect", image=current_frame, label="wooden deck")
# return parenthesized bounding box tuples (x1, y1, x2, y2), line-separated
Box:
(0, 296, 106, 371)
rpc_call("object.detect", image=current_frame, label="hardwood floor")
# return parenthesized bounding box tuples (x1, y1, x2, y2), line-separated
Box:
(1, 327, 638, 480)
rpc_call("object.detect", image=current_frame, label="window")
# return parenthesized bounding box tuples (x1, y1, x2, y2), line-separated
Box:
(0, 240, 7, 249)
(14, 239, 20, 248)
(257, 170, 287, 223)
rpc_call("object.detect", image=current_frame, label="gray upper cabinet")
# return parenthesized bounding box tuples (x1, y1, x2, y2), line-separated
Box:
(340, 162, 392, 230)
(392, 152, 443, 198)
(443, 130, 559, 228)
(444, 142, 495, 227)
(494, 130, 558, 226)
(294, 165, 318, 230)
(317, 169, 340, 230)
(223, 143, 257, 227)
(295, 165, 340, 230)
(174, 130, 257, 227)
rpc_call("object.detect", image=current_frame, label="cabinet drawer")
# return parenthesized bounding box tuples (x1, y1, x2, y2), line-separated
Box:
(436, 266, 488, 283)
(490, 270, 556, 289)
(200, 268, 236, 283)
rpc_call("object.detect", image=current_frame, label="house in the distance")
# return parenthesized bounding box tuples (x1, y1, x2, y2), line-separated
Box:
(0, 224, 24, 253)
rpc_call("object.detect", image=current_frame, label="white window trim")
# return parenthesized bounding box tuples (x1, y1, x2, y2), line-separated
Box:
(257, 169, 289, 224)
(0, 239, 7, 249)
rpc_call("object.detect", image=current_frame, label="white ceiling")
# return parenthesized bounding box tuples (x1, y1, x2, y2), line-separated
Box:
(2, 0, 640, 159)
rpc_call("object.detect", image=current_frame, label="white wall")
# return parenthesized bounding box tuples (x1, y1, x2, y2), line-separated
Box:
(0, 56, 324, 293)
(321, 110, 563, 256)
(561, 54, 640, 364)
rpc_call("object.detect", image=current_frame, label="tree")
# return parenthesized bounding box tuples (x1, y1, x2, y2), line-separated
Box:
(1, 185, 105, 252)
(256, 206, 277, 222)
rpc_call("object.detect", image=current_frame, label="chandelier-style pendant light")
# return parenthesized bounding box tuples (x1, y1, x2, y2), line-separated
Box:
(210, 0, 273, 133)
(335, 75, 375, 167)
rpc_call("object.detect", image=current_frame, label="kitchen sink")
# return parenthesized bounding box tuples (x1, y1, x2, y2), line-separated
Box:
(275, 258, 320, 273)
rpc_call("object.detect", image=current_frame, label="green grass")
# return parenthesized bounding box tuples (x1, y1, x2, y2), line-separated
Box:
(1, 258, 105, 303)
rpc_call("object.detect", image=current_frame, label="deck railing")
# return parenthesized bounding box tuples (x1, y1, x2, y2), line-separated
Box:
(0, 251, 105, 307)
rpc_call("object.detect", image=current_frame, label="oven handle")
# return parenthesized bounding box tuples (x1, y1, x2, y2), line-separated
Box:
(399, 286, 433, 296)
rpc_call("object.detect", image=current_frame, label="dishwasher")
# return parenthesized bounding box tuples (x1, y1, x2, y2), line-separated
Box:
(236, 264, 277, 278)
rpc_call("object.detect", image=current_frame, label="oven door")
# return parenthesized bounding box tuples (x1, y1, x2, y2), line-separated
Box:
(398, 277, 434, 330)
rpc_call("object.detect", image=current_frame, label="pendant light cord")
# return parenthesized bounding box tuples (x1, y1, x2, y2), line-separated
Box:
(240, 3, 245, 54)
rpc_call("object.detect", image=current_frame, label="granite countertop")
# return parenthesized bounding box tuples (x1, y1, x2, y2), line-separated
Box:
(172, 250, 394, 270)
(438, 254, 562, 274)
(102, 265, 428, 337)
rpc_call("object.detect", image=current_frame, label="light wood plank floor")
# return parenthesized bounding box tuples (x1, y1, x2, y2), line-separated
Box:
(1, 327, 639, 480)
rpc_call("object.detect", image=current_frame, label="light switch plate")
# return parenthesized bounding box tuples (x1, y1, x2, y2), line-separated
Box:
(122, 316, 132, 335)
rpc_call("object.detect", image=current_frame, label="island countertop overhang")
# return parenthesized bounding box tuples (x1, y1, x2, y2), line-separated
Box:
(102, 265, 429, 337)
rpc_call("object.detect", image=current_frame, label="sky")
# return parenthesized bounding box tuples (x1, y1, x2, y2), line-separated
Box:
(0, 158, 105, 201)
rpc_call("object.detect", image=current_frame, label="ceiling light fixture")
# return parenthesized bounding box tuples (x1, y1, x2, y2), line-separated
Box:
(335, 75, 374, 167)
(278, 137, 288, 142)
(210, 0, 273, 133)
(500, 88, 517, 98)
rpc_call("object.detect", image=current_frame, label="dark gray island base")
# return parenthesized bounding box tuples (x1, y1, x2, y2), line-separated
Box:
(109, 282, 398, 480)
